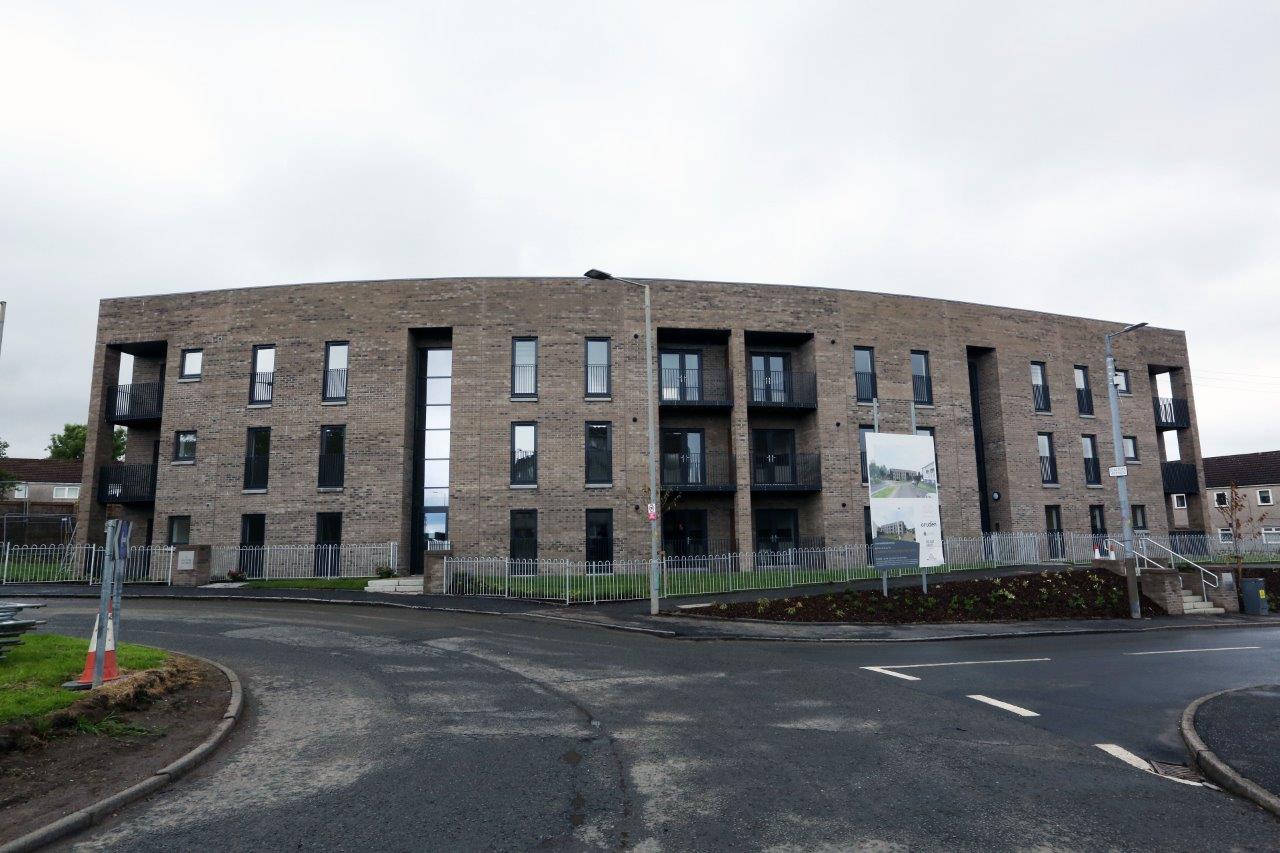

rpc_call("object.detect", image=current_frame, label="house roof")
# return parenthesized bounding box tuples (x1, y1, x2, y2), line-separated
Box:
(1, 457, 83, 484)
(1203, 451, 1280, 489)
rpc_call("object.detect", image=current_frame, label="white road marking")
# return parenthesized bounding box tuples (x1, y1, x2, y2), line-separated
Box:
(860, 657, 1049, 681)
(860, 666, 921, 681)
(1095, 744, 1206, 787)
(966, 695, 1040, 717)
(1124, 646, 1261, 656)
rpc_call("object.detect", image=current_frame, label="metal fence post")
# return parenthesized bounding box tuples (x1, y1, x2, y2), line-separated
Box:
(1, 542, 8, 584)
(564, 560, 571, 605)
(166, 547, 175, 585)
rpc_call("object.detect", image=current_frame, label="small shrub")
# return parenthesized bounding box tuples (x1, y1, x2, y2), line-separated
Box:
(376, 566, 396, 579)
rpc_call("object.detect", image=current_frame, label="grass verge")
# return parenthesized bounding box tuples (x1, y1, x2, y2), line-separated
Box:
(240, 577, 373, 590)
(0, 633, 168, 726)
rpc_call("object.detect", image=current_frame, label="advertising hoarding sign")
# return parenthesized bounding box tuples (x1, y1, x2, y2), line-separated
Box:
(865, 432, 943, 569)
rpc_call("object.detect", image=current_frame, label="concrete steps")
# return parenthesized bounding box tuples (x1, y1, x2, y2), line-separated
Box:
(1179, 588, 1225, 616)
(364, 577, 424, 595)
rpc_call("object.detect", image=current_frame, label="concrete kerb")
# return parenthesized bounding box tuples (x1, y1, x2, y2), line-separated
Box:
(1180, 685, 1280, 820)
(0, 654, 245, 853)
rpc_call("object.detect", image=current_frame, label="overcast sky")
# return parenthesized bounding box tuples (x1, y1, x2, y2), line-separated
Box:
(2, 1, 1277, 459)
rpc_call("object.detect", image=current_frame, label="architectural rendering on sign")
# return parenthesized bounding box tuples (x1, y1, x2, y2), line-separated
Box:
(76, 276, 1209, 576)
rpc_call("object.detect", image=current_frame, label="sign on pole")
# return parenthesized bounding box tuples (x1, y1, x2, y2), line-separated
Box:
(647, 503, 657, 522)
(1108, 465, 1128, 478)
(865, 433, 944, 581)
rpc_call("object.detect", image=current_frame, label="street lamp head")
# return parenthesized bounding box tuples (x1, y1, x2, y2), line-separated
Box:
(1120, 321, 1148, 335)
(583, 269, 613, 281)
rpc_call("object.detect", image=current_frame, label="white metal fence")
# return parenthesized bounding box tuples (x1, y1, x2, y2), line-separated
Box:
(1, 543, 174, 584)
(210, 542, 397, 580)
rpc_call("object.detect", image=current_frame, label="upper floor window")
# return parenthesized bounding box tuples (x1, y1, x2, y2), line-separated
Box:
(250, 345, 275, 404)
(1258, 489, 1274, 506)
(1074, 366, 1094, 415)
(1038, 432, 1058, 484)
(911, 351, 933, 405)
(854, 347, 877, 403)
(179, 349, 203, 380)
(511, 422, 537, 485)
(174, 430, 197, 462)
(1082, 434, 1101, 485)
(1114, 368, 1131, 395)
(1213, 491, 1228, 508)
(1131, 504, 1148, 531)
(1030, 361, 1051, 412)
(244, 427, 270, 490)
(858, 425, 875, 484)
(1172, 493, 1188, 509)
(9, 483, 28, 500)
(511, 338, 537, 398)
(585, 422, 612, 485)
(585, 338, 610, 398)
(324, 342, 349, 402)
(319, 424, 345, 488)
(915, 426, 939, 484)
(1122, 436, 1139, 462)
(52, 485, 80, 500)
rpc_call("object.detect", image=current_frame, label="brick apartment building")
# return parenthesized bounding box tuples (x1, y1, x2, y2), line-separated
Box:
(76, 277, 1209, 574)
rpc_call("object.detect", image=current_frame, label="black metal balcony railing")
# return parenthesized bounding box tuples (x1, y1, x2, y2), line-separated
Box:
(751, 452, 822, 490)
(912, 374, 933, 405)
(250, 371, 274, 404)
(1032, 384, 1051, 413)
(854, 370, 877, 403)
(107, 382, 163, 423)
(660, 367, 733, 406)
(324, 368, 348, 402)
(585, 364, 610, 397)
(1153, 396, 1190, 429)
(1162, 461, 1200, 494)
(243, 455, 270, 490)
(511, 364, 537, 397)
(1040, 454, 1059, 484)
(98, 463, 156, 503)
(1076, 387, 1094, 416)
(318, 453, 345, 488)
(660, 451, 736, 491)
(748, 370, 817, 409)
(1083, 457, 1101, 485)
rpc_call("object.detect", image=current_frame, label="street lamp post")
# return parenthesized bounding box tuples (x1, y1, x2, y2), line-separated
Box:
(584, 269, 661, 615)
(1105, 320, 1148, 619)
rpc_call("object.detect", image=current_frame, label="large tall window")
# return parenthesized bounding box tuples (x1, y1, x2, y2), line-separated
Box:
(1031, 361, 1051, 412)
(319, 425, 345, 488)
(1074, 365, 1094, 415)
(1082, 434, 1100, 485)
(510, 510, 537, 561)
(422, 348, 452, 550)
(586, 509, 614, 565)
(511, 423, 537, 485)
(244, 427, 270, 490)
(585, 338, 610, 397)
(250, 345, 275, 404)
(854, 346, 877, 402)
(324, 342, 349, 402)
(585, 422, 612, 485)
(1038, 432, 1057, 484)
(859, 425, 875, 484)
(511, 337, 537, 398)
(911, 350, 933, 405)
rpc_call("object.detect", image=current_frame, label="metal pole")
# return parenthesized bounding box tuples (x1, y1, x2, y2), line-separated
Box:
(0, 301, 6, 365)
(642, 284, 660, 616)
(1106, 333, 1140, 619)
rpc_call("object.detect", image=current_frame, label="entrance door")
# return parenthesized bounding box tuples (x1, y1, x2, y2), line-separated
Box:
(754, 508, 799, 553)
(1045, 505, 1065, 560)
(315, 512, 342, 577)
(661, 429, 704, 486)
(663, 510, 709, 560)
(752, 429, 795, 485)
(750, 352, 790, 403)
(660, 351, 702, 402)
(238, 513, 266, 578)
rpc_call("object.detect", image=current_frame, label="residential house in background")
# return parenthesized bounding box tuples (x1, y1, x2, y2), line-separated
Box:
(1202, 450, 1280, 544)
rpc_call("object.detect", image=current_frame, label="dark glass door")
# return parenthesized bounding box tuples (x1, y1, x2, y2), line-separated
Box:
(660, 350, 701, 401)
(314, 512, 342, 577)
(750, 352, 790, 403)
(663, 510, 709, 558)
(661, 429, 704, 486)
(754, 508, 799, 553)
(752, 429, 795, 485)
(238, 513, 266, 578)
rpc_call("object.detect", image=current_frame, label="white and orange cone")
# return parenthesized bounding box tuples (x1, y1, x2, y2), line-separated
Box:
(63, 607, 120, 689)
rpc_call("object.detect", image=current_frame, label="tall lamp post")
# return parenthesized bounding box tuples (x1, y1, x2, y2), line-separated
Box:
(1105, 320, 1148, 619)
(584, 269, 661, 615)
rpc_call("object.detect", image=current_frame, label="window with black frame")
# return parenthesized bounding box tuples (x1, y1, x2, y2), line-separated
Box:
(585, 422, 612, 485)
(1038, 432, 1058, 484)
(244, 427, 270, 490)
(167, 515, 191, 546)
(511, 422, 537, 485)
(238, 513, 265, 577)
(324, 342, 349, 402)
(1082, 434, 1101, 485)
(1074, 365, 1094, 415)
(585, 509, 613, 566)
(1045, 505, 1064, 559)
(173, 430, 197, 462)
(250, 345, 275, 404)
(319, 425, 345, 488)
(510, 510, 537, 565)
(421, 347, 452, 551)
(911, 350, 933, 405)
(314, 512, 342, 577)
(1031, 361, 1051, 412)
(511, 338, 537, 398)
(179, 349, 203, 380)
(585, 338, 610, 397)
(854, 346, 877, 402)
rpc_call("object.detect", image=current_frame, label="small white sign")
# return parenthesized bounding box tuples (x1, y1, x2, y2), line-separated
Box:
(177, 551, 195, 573)
(647, 503, 657, 521)
(1108, 465, 1128, 477)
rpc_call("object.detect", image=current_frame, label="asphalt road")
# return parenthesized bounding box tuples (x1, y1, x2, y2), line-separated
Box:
(32, 599, 1280, 851)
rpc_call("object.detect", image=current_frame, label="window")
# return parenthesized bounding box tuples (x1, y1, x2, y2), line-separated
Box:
(315, 512, 343, 576)
(1082, 435, 1100, 485)
(323, 342, 349, 402)
(854, 347, 877, 402)
(250, 345, 275, 404)
(1213, 491, 1228, 507)
(1114, 368, 1131, 395)
(662, 429, 705, 486)
(1131, 504, 1148, 531)
(911, 350, 933, 405)
(167, 515, 191, 546)
(1089, 505, 1107, 536)
(1218, 528, 1234, 544)
(173, 430, 197, 462)
(511, 422, 537, 485)
(179, 349, 203, 380)
(510, 510, 537, 561)
(1074, 366, 1094, 415)
(915, 426, 939, 484)
(319, 425, 345, 488)
(420, 347, 452, 551)
(585, 509, 613, 564)
(244, 427, 270, 490)
(1258, 489, 1274, 506)
(1122, 436, 1139, 462)
(1038, 432, 1058, 484)
(859, 425, 875, 484)
(1263, 527, 1280, 545)
(585, 338, 610, 397)
(1172, 493, 1188, 510)
(52, 485, 80, 500)
(9, 483, 28, 499)
(585, 422, 612, 485)
(661, 350, 702, 402)
(511, 337, 537, 398)
(1030, 361, 1051, 412)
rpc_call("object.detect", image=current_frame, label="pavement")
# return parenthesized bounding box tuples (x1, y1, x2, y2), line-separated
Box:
(21, 597, 1280, 850)
(1193, 685, 1280, 803)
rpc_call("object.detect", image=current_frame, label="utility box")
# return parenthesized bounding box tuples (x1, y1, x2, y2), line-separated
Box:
(1240, 577, 1269, 616)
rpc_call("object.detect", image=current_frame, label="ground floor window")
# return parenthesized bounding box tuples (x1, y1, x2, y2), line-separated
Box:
(167, 515, 191, 546)
(755, 508, 799, 553)
(585, 509, 613, 566)
(1263, 527, 1280, 544)
(510, 510, 537, 562)
(315, 512, 342, 577)
(1089, 505, 1106, 537)
(1130, 504, 1147, 532)
(1218, 528, 1234, 543)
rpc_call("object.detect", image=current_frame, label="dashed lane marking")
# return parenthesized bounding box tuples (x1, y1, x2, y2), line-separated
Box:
(860, 657, 1050, 681)
(966, 695, 1040, 717)
(1124, 646, 1261, 656)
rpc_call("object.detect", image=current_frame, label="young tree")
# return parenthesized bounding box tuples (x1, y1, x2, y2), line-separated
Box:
(47, 424, 126, 461)
(1214, 481, 1269, 574)
(0, 436, 14, 496)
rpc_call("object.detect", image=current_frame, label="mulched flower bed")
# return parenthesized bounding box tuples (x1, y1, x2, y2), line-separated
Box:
(712, 570, 1160, 623)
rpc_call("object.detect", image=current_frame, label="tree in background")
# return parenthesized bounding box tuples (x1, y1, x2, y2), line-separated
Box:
(0, 436, 14, 495)
(1214, 481, 1269, 573)
(47, 424, 126, 461)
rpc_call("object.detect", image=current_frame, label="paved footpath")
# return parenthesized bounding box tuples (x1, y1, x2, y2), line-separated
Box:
(1195, 685, 1280, 800)
(20, 598, 1280, 851)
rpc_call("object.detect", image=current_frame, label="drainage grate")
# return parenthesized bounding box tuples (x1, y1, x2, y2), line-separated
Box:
(1149, 761, 1208, 784)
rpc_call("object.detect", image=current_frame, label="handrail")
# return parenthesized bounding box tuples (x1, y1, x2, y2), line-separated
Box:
(1102, 537, 1162, 572)
(1134, 535, 1219, 600)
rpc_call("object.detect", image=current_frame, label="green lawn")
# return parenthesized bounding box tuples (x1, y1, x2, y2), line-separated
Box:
(241, 577, 374, 590)
(2, 558, 90, 583)
(0, 633, 168, 725)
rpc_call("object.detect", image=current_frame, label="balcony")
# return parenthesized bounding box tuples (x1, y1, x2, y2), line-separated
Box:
(854, 370, 877, 403)
(98, 463, 156, 503)
(1032, 384, 1051, 413)
(1153, 397, 1190, 429)
(748, 370, 817, 410)
(1040, 455, 1059, 485)
(912, 374, 933, 406)
(751, 452, 822, 491)
(660, 367, 733, 408)
(1083, 457, 1101, 485)
(1162, 461, 1199, 494)
(106, 382, 163, 424)
(660, 451, 736, 492)
(318, 453, 345, 489)
(1076, 388, 1094, 416)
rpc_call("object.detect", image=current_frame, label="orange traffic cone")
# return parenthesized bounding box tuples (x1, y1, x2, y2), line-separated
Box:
(63, 609, 120, 689)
